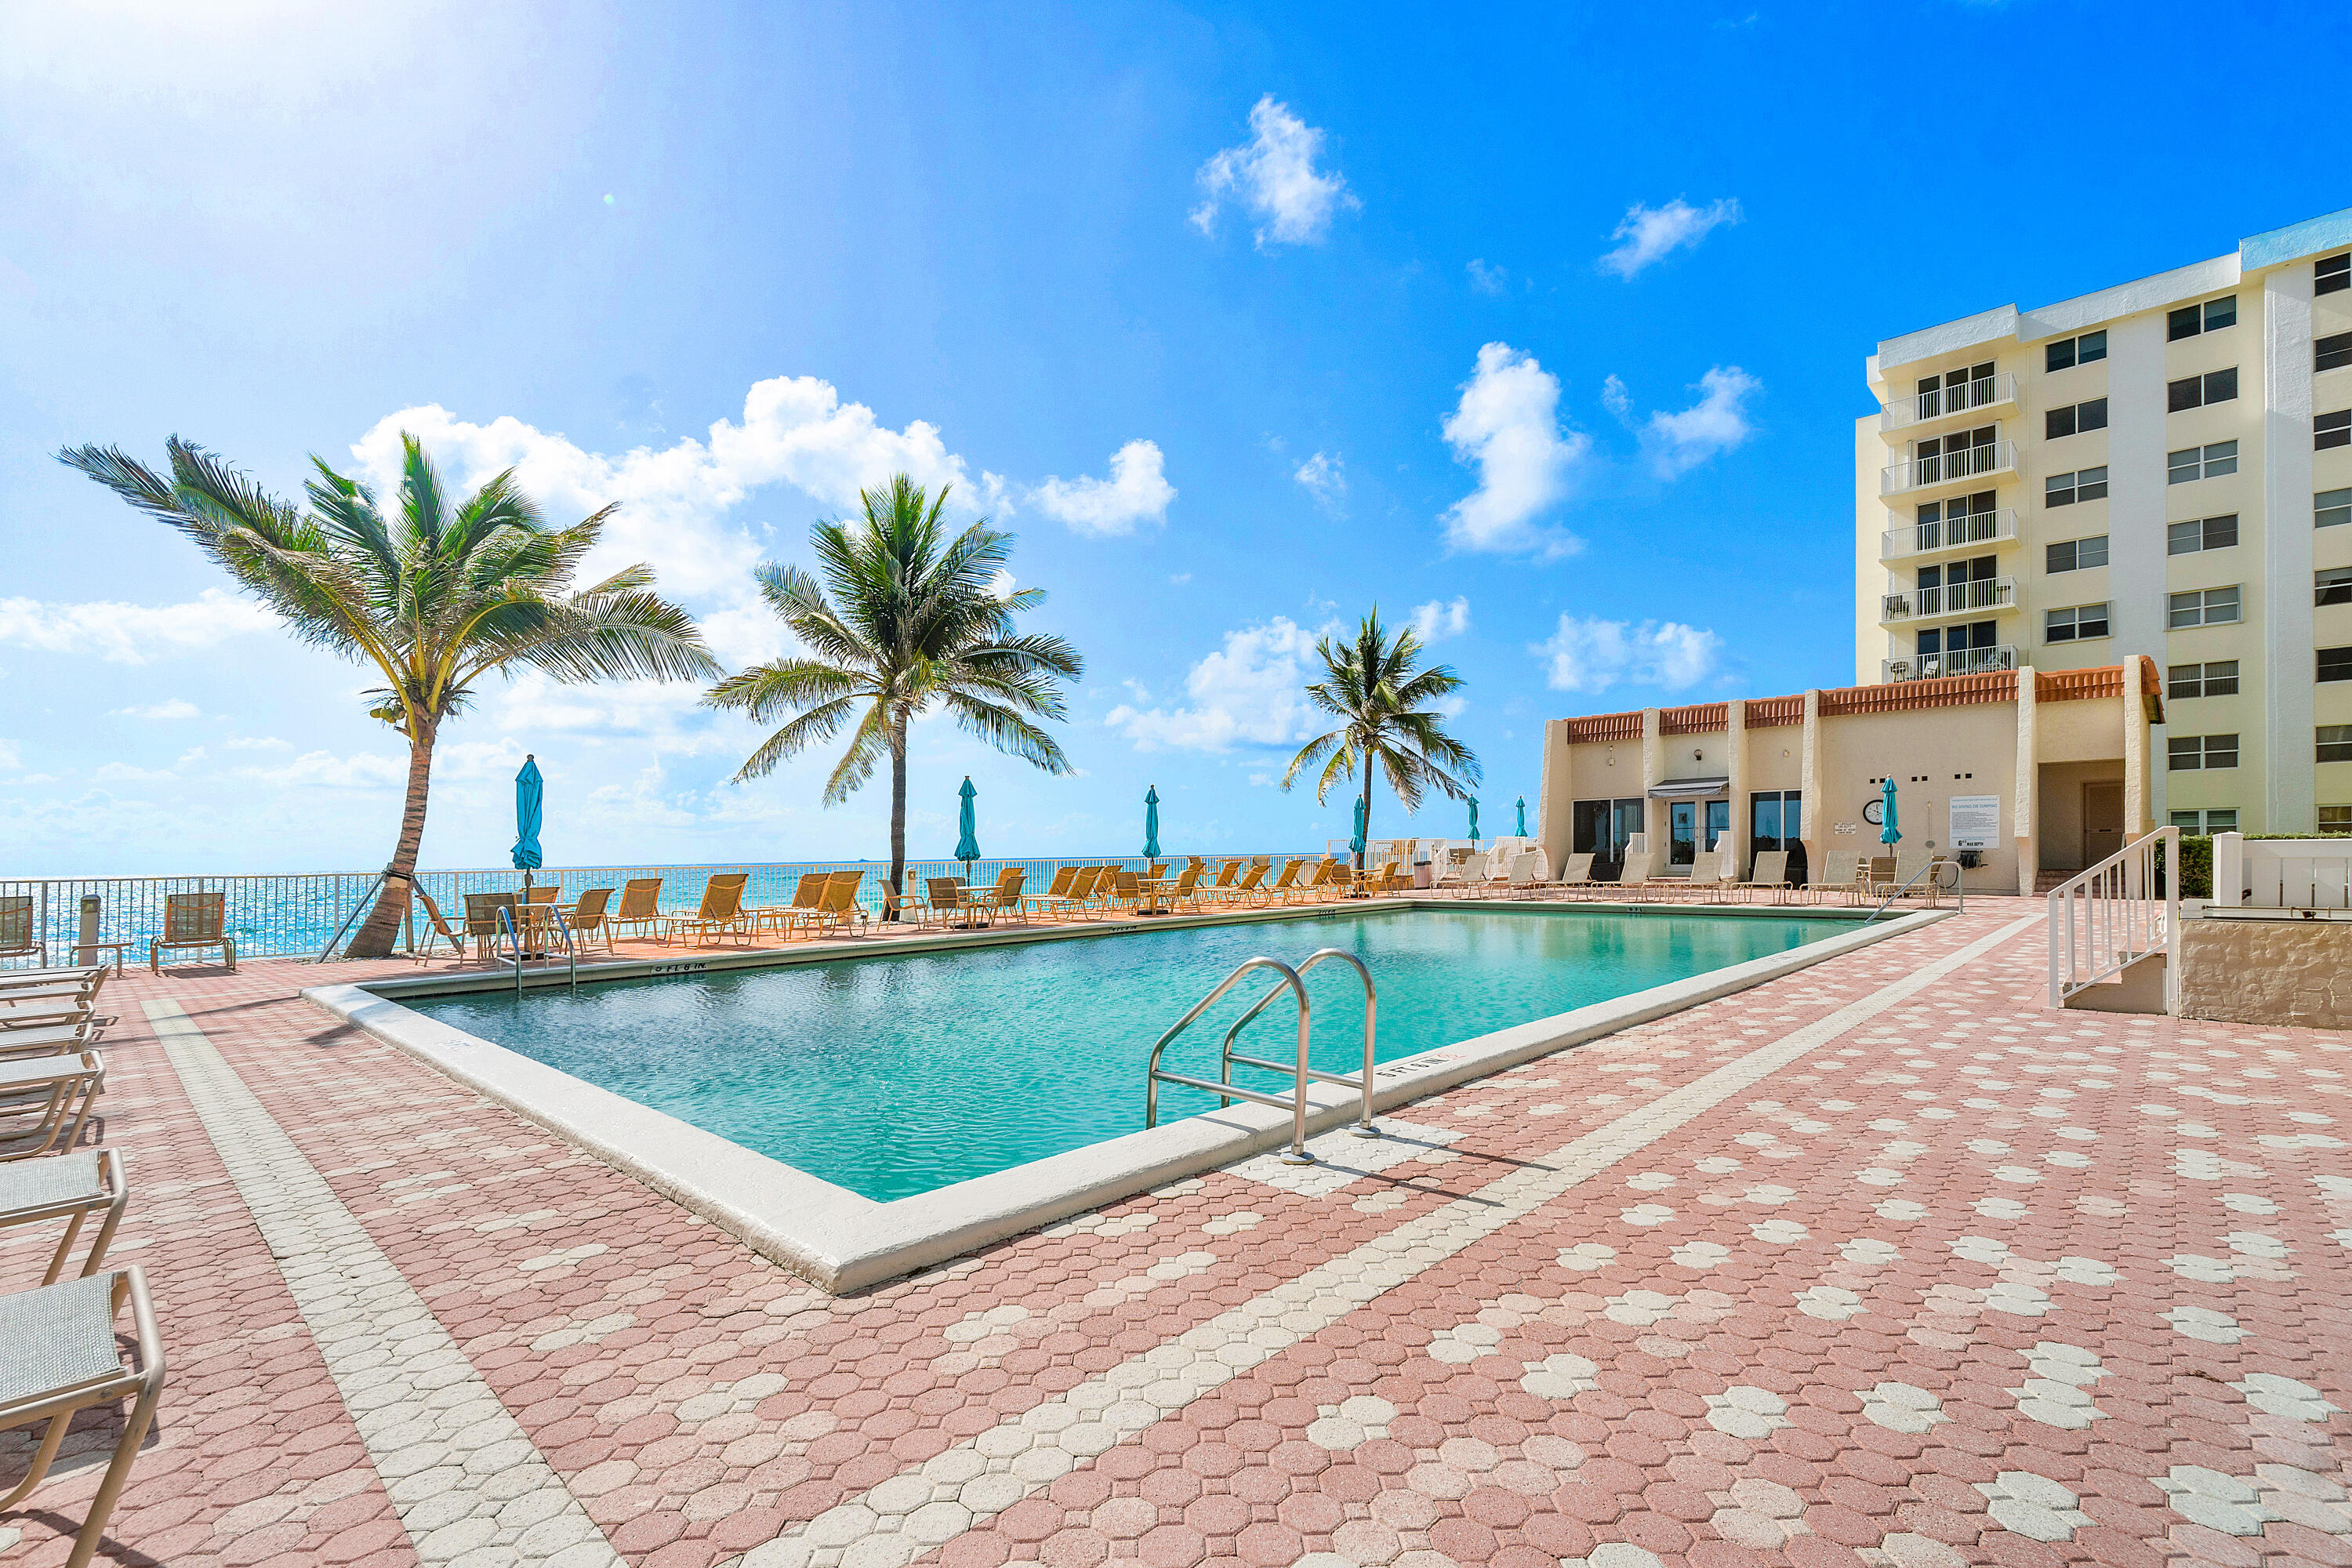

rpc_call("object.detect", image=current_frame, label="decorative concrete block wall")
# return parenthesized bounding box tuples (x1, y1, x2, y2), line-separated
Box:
(2176, 918, 2352, 1028)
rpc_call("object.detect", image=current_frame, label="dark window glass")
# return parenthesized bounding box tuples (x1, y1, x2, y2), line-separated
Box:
(2169, 304, 2202, 340)
(2320, 253, 2350, 296)
(2047, 539, 2078, 573)
(2169, 448, 2200, 484)
(2205, 441, 2238, 477)
(2321, 727, 2352, 764)
(2169, 663, 2203, 699)
(2046, 472, 2074, 506)
(2047, 405, 2077, 439)
(2079, 329, 2107, 363)
(2204, 514, 2238, 550)
(2205, 366, 2237, 403)
(2321, 568, 2352, 607)
(2078, 397, 2107, 431)
(1916, 629, 1942, 656)
(2205, 734, 2240, 769)
(2078, 465, 2107, 501)
(2205, 296, 2237, 331)
(2169, 376, 2202, 412)
(2204, 660, 2239, 696)
(2320, 488, 2351, 529)
(2169, 735, 2203, 770)
(2078, 534, 2108, 568)
(2318, 410, 2350, 452)
(2076, 603, 2110, 638)
(2046, 338, 2077, 372)
(2169, 520, 2202, 555)
(2321, 647, 2352, 684)
(2320, 332, 2352, 372)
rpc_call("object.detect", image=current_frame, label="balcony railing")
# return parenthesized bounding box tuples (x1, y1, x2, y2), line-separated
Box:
(1881, 439, 2016, 497)
(1882, 644, 2017, 683)
(1880, 507, 2018, 561)
(1881, 372, 2016, 433)
(1879, 575, 2017, 625)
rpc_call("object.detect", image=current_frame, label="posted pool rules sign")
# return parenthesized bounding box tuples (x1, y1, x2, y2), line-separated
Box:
(1949, 794, 2000, 851)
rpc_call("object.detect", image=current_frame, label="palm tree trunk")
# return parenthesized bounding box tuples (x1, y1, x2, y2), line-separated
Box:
(348, 719, 435, 959)
(885, 720, 908, 921)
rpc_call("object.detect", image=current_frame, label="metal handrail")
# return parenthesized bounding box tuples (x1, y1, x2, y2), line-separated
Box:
(1860, 858, 1962, 924)
(495, 906, 525, 993)
(1144, 956, 1315, 1165)
(1218, 948, 1379, 1138)
(2047, 826, 2179, 1012)
(495, 903, 579, 993)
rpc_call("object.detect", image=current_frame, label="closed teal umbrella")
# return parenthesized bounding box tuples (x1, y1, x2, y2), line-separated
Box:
(1142, 785, 1161, 859)
(1515, 796, 1526, 837)
(1467, 797, 1479, 844)
(512, 755, 543, 890)
(1879, 778, 1901, 846)
(955, 777, 981, 874)
(1349, 795, 1368, 861)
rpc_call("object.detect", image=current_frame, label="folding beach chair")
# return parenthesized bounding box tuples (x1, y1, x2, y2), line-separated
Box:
(0, 1268, 166, 1568)
(0, 1147, 129, 1284)
(0, 1051, 105, 1161)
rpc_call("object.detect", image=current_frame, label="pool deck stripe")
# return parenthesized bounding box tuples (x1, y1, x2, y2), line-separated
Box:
(730, 912, 2048, 1567)
(143, 997, 624, 1568)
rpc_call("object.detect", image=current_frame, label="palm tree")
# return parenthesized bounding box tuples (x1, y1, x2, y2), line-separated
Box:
(702, 475, 1083, 916)
(60, 434, 720, 957)
(1281, 608, 1479, 869)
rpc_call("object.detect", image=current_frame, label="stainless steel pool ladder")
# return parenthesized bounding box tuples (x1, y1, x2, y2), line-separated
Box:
(494, 905, 579, 993)
(1143, 949, 1379, 1165)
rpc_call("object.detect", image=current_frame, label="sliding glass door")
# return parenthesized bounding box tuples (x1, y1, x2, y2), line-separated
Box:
(1749, 790, 1806, 883)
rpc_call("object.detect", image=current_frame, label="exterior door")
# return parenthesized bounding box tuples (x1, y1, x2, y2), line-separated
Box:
(1668, 801, 1698, 866)
(2083, 783, 2124, 866)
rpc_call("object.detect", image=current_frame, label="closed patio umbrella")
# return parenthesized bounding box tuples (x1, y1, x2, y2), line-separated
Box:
(1515, 796, 1526, 837)
(1350, 795, 1367, 863)
(1467, 797, 1479, 844)
(513, 756, 543, 891)
(955, 776, 982, 879)
(1142, 785, 1160, 859)
(1879, 778, 1901, 846)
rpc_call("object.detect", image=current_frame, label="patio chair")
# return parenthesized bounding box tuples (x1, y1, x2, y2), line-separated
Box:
(665, 873, 752, 948)
(1495, 849, 1544, 898)
(1, 1147, 129, 1285)
(1022, 866, 1076, 920)
(1682, 848, 1740, 903)
(1544, 852, 1599, 898)
(1256, 859, 1304, 906)
(1217, 862, 1269, 905)
(1434, 850, 1486, 895)
(1200, 860, 1243, 900)
(1889, 848, 1935, 898)
(1031, 866, 1099, 921)
(148, 891, 234, 974)
(790, 872, 869, 939)
(1737, 850, 1791, 905)
(1609, 850, 1662, 901)
(927, 877, 978, 929)
(1812, 850, 1864, 906)
(757, 873, 836, 938)
(1, 895, 45, 967)
(568, 887, 615, 955)
(606, 878, 666, 944)
(0, 990, 101, 1033)
(1294, 859, 1343, 903)
(971, 868, 1027, 921)
(411, 888, 469, 962)
(461, 893, 519, 960)
(0, 1267, 166, 1568)
(1106, 869, 1145, 913)
(0, 966, 105, 996)
(524, 884, 561, 906)
(0, 1051, 105, 1162)
(1159, 865, 1203, 910)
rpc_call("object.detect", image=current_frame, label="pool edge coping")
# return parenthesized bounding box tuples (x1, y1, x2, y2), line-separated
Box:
(301, 902, 1951, 1294)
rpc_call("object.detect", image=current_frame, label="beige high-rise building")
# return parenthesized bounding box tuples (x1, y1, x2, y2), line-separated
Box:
(1856, 208, 2352, 836)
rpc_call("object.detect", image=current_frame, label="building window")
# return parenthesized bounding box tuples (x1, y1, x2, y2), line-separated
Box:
(2045, 603, 2110, 642)
(2321, 568, 2352, 607)
(2321, 647, 2352, 684)
(2169, 296, 2238, 339)
(2045, 331, 2107, 372)
(2045, 535, 2109, 573)
(2169, 441, 2238, 482)
(2321, 332, 2352, 373)
(2045, 466, 2108, 507)
(2322, 726, 2352, 764)
(2167, 514, 2239, 554)
(2168, 586, 2241, 627)
(2321, 253, 2351, 296)
(2169, 660, 2239, 699)
(2169, 808, 2238, 833)
(2319, 410, 2350, 452)
(2170, 734, 2239, 770)
(1911, 363, 1998, 420)
(2167, 368, 2238, 412)
(2323, 489, 2352, 531)
(2046, 398, 2109, 438)
(2321, 804, 2352, 834)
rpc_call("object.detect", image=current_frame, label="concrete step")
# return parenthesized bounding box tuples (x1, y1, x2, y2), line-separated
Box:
(2034, 870, 2078, 895)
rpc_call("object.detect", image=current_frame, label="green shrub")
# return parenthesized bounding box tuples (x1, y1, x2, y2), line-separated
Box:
(2156, 833, 2212, 898)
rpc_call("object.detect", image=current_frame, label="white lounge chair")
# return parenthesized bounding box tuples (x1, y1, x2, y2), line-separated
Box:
(0, 1051, 105, 1161)
(1813, 849, 1864, 906)
(1737, 850, 1791, 904)
(0, 1268, 166, 1568)
(0, 1147, 129, 1284)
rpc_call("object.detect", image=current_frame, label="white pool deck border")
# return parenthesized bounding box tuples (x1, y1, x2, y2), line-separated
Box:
(302, 898, 1947, 1294)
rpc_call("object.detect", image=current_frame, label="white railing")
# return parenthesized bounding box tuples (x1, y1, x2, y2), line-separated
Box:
(1881, 507, 2017, 561)
(1882, 644, 2017, 683)
(1879, 575, 2016, 624)
(1881, 372, 2016, 432)
(1882, 439, 2017, 496)
(2209, 832, 2352, 912)
(2047, 826, 2178, 1011)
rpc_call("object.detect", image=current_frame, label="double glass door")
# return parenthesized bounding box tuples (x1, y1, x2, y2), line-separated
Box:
(1668, 800, 1731, 866)
(1748, 790, 1806, 882)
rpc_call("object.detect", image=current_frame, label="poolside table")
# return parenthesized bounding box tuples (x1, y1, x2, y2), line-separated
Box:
(1133, 877, 1174, 916)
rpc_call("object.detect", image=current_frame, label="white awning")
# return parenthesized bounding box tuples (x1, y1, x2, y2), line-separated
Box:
(1646, 775, 1730, 800)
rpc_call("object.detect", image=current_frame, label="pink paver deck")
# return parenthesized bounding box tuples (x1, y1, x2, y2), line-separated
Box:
(3, 899, 2347, 1567)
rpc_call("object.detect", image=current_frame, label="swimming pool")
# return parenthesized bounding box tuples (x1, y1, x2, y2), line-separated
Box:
(403, 906, 1846, 1201)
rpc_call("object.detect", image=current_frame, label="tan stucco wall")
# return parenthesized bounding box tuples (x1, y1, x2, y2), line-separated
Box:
(2035, 760, 2127, 871)
(2178, 918, 2352, 1028)
(1816, 705, 2020, 889)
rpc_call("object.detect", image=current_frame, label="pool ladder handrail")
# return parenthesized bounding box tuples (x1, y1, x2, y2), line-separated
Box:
(495, 904, 579, 993)
(1216, 949, 1379, 1139)
(1143, 949, 1380, 1164)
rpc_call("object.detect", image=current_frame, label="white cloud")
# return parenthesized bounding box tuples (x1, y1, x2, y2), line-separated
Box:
(1190, 95, 1359, 248)
(93, 760, 180, 785)
(234, 750, 406, 789)
(1598, 198, 1742, 279)
(1106, 616, 1332, 753)
(223, 735, 292, 751)
(1600, 373, 1633, 423)
(1533, 615, 1721, 695)
(1439, 343, 1589, 557)
(111, 698, 200, 720)
(1640, 366, 1761, 477)
(1410, 596, 1471, 644)
(1026, 440, 1176, 536)
(0, 586, 276, 665)
(1466, 259, 1509, 296)
(1294, 450, 1345, 513)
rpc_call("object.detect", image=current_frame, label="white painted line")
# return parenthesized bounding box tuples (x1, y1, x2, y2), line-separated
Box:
(730, 913, 2047, 1568)
(144, 999, 622, 1568)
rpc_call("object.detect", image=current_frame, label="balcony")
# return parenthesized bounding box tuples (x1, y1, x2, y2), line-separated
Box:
(1879, 507, 2018, 562)
(1881, 439, 2017, 499)
(1879, 575, 2018, 626)
(1880, 372, 2017, 435)
(1882, 644, 2017, 683)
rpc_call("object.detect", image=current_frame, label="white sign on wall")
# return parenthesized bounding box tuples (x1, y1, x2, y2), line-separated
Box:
(1949, 794, 2001, 851)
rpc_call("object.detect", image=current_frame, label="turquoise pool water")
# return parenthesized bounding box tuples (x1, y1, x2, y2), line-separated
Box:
(406, 906, 1845, 1200)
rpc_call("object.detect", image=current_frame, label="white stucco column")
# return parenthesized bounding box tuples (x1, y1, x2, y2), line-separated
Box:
(1726, 699, 1749, 873)
(2121, 655, 2153, 837)
(1798, 691, 1821, 874)
(2014, 665, 2038, 895)
(1640, 709, 1664, 848)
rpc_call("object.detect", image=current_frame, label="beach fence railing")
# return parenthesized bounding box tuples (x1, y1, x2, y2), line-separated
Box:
(0, 851, 1327, 965)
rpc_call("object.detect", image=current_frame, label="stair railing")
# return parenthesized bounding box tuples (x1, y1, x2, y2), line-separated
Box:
(2046, 826, 2178, 1012)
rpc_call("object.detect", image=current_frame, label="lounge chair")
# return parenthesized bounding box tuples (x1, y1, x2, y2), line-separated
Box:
(1255, 859, 1304, 906)
(411, 888, 469, 962)
(790, 871, 868, 939)
(1495, 849, 1544, 898)
(568, 887, 615, 954)
(0, 1022, 102, 1061)
(1737, 850, 1791, 905)
(1156, 865, 1202, 912)
(757, 873, 836, 938)
(971, 868, 1028, 922)
(0, 1051, 105, 1161)
(0, 966, 106, 995)
(1215, 862, 1269, 905)
(1811, 850, 1864, 906)
(666, 873, 752, 948)
(1023, 866, 1077, 920)
(1300, 859, 1346, 902)
(606, 878, 666, 944)
(0, 1267, 166, 1568)
(1609, 850, 1664, 901)
(0, 991, 100, 1033)
(1105, 869, 1145, 914)
(1, 895, 45, 967)
(524, 883, 561, 906)
(1544, 852, 1599, 898)
(1, 1147, 129, 1284)
(1031, 866, 1100, 921)
(1434, 850, 1486, 895)
(149, 891, 234, 973)
(1681, 848, 1740, 903)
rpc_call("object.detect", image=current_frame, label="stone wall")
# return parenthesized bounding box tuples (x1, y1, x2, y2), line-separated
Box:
(2177, 917, 2352, 1029)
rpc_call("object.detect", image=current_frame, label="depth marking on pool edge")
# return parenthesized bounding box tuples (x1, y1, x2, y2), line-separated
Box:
(144, 998, 625, 1568)
(732, 912, 2048, 1568)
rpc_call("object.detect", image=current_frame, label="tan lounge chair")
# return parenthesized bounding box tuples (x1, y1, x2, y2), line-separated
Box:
(1737, 850, 1791, 904)
(568, 887, 615, 954)
(1200, 860, 1243, 900)
(607, 878, 666, 944)
(972, 868, 1028, 922)
(1, 1147, 129, 1284)
(1544, 852, 1599, 897)
(1811, 850, 1864, 906)
(1031, 866, 1099, 921)
(1256, 859, 1304, 906)
(789, 872, 868, 939)
(1680, 848, 1740, 903)
(1216, 862, 1269, 904)
(0, 1021, 103, 1061)
(1025, 865, 1077, 917)
(757, 873, 836, 937)
(1433, 850, 1486, 895)
(666, 873, 752, 948)
(926, 877, 978, 929)
(0, 1267, 166, 1568)
(149, 891, 234, 973)
(1, 895, 45, 967)
(1156, 866, 1202, 911)
(0, 1051, 105, 1161)
(1610, 850, 1663, 901)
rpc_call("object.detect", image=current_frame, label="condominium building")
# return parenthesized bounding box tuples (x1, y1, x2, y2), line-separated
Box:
(1855, 207, 2352, 836)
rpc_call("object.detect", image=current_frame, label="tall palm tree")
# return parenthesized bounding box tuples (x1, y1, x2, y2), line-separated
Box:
(702, 475, 1083, 916)
(60, 434, 719, 957)
(1281, 608, 1479, 869)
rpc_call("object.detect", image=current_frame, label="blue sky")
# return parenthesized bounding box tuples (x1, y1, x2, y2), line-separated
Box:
(3, 0, 2346, 875)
